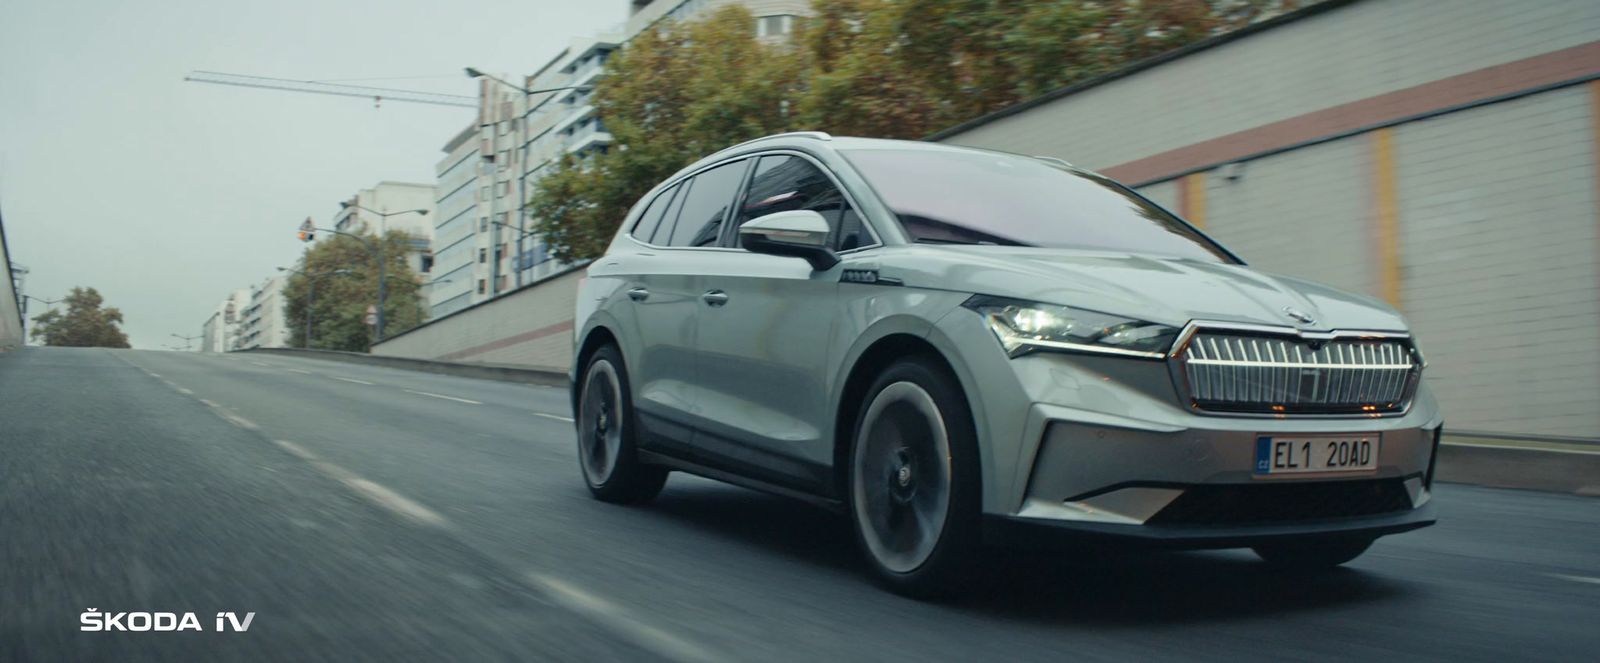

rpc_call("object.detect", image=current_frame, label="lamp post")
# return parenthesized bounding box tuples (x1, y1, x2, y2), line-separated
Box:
(278, 266, 353, 348)
(21, 294, 60, 318)
(464, 67, 592, 295)
(300, 207, 426, 343)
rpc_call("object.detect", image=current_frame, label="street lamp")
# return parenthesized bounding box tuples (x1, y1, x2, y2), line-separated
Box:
(298, 209, 425, 343)
(463, 68, 593, 97)
(21, 294, 60, 318)
(171, 333, 202, 351)
(278, 266, 354, 349)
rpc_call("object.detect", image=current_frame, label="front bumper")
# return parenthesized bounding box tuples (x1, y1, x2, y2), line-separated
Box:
(928, 307, 1443, 544)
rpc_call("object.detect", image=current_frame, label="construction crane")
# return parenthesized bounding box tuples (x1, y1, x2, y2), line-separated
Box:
(183, 70, 478, 108)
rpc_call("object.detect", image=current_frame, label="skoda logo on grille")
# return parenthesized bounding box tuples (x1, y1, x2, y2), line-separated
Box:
(1282, 306, 1316, 325)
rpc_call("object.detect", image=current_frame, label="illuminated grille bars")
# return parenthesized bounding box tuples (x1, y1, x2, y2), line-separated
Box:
(1179, 332, 1417, 414)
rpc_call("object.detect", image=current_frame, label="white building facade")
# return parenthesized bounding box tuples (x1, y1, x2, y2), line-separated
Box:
(201, 288, 250, 352)
(236, 276, 290, 350)
(331, 181, 436, 278)
(425, 0, 811, 320)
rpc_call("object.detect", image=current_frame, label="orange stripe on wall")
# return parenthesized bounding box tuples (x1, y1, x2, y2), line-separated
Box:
(1183, 172, 1208, 228)
(1371, 128, 1402, 309)
(435, 319, 573, 362)
(1102, 40, 1600, 187)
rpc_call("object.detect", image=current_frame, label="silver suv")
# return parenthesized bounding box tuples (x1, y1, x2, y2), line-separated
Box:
(570, 133, 1440, 596)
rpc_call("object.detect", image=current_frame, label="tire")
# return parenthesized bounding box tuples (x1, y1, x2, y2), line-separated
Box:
(847, 356, 981, 599)
(575, 344, 667, 504)
(1252, 537, 1374, 568)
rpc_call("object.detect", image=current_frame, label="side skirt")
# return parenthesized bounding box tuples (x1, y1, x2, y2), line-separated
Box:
(637, 449, 845, 513)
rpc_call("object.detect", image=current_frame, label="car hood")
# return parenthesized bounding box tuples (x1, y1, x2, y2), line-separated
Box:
(880, 246, 1409, 331)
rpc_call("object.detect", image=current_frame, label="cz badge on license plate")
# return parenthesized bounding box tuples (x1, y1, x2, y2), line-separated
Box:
(1254, 435, 1379, 476)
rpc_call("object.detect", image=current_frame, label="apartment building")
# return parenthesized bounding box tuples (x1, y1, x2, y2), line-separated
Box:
(426, 0, 811, 319)
(236, 276, 290, 350)
(200, 288, 250, 352)
(331, 181, 436, 277)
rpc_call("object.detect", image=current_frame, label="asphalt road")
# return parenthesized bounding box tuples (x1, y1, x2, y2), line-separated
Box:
(2, 347, 1596, 662)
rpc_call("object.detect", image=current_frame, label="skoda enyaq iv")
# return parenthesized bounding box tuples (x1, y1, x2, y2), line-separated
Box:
(569, 132, 1440, 596)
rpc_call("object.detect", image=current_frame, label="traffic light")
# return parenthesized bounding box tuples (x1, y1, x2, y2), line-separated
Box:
(298, 217, 316, 242)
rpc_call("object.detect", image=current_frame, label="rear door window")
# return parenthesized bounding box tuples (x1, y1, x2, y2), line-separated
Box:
(665, 160, 749, 247)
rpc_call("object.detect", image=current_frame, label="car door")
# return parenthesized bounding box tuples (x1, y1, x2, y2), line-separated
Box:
(626, 158, 752, 455)
(689, 153, 873, 493)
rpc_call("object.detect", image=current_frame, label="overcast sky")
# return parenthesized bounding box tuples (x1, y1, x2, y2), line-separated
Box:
(0, 0, 622, 349)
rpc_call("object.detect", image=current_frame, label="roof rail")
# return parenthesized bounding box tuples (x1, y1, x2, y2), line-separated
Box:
(724, 131, 833, 152)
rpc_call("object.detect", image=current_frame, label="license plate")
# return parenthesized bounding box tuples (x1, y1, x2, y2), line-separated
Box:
(1255, 435, 1378, 475)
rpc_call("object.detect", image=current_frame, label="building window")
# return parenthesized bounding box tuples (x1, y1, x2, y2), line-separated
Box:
(478, 248, 487, 263)
(756, 15, 795, 37)
(477, 279, 486, 295)
(479, 186, 491, 202)
(497, 181, 511, 197)
(479, 217, 489, 232)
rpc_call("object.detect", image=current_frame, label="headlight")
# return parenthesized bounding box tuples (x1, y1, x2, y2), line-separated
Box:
(963, 295, 1178, 359)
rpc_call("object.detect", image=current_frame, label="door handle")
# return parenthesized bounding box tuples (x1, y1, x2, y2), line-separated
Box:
(627, 287, 650, 302)
(702, 290, 729, 307)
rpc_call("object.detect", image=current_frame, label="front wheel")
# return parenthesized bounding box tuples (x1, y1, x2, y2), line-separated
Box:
(848, 357, 981, 598)
(1252, 537, 1374, 568)
(576, 345, 667, 504)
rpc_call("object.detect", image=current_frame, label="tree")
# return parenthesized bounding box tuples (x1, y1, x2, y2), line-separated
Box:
(29, 287, 131, 348)
(528, 0, 1279, 263)
(528, 5, 809, 263)
(280, 230, 426, 352)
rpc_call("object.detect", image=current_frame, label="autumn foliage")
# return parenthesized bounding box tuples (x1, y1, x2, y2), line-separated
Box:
(528, 0, 1297, 263)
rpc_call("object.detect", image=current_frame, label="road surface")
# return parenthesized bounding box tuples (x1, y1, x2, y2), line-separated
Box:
(2, 347, 1596, 661)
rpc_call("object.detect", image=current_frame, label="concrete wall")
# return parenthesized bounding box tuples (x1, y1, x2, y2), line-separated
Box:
(372, 268, 584, 373)
(1392, 88, 1600, 438)
(0, 207, 22, 350)
(936, 0, 1600, 438)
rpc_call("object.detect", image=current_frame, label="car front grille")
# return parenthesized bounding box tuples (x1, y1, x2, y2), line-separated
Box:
(1178, 331, 1418, 414)
(1146, 478, 1414, 526)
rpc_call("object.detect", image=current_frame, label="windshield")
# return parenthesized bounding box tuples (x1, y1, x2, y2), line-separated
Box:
(842, 148, 1236, 263)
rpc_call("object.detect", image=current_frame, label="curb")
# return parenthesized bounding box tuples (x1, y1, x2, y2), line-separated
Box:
(236, 347, 567, 388)
(1436, 443, 1600, 496)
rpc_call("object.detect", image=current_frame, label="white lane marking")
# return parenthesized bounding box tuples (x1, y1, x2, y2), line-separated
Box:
(332, 376, 375, 385)
(527, 573, 725, 663)
(218, 410, 260, 430)
(147, 372, 162, 378)
(176, 388, 194, 395)
(1547, 573, 1600, 586)
(534, 412, 575, 423)
(249, 361, 271, 367)
(273, 439, 318, 461)
(272, 440, 448, 528)
(286, 368, 314, 375)
(1442, 441, 1600, 456)
(197, 398, 259, 430)
(404, 389, 481, 405)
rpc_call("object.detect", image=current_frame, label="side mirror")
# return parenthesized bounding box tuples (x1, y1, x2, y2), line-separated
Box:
(738, 210, 839, 271)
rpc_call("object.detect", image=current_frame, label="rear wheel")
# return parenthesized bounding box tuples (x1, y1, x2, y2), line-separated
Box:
(847, 357, 981, 598)
(1252, 537, 1374, 568)
(576, 345, 666, 504)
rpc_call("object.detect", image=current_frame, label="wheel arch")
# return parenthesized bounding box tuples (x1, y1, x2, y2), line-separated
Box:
(829, 327, 983, 501)
(571, 323, 621, 419)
